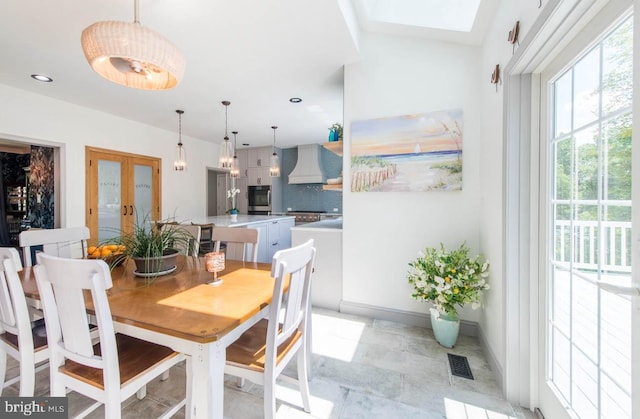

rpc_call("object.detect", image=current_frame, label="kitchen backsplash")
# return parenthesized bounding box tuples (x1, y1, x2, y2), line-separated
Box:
(281, 146, 342, 213)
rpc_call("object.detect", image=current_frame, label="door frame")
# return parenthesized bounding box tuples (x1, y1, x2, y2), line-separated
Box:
(206, 167, 230, 216)
(0, 133, 64, 228)
(502, 0, 635, 412)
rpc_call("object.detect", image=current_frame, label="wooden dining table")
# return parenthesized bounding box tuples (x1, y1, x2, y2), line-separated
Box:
(19, 255, 275, 419)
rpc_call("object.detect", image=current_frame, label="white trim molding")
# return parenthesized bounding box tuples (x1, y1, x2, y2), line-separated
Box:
(502, 0, 632, 411)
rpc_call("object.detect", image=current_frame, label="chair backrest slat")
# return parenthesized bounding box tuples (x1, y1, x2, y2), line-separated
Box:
(267, 239, 315, 350)
(19, 227, 90, 267)
(0, 248, 27, 338)
(34, 254, 114, 362)
(211, 226, 259, 262)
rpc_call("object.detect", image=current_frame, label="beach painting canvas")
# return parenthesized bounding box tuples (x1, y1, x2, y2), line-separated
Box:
(350, 109, 463, 192)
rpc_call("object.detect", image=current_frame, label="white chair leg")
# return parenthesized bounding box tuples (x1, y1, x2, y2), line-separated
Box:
(18, 357, 35, 396)
(297, 349, 311, 413)
(161, 370, 170, 381)
(236, 377, 245, 388)
(50, 374, 66, 397)
(136, 384, 147, 400)
(264, 375, 277, 419)
(0, 350, 6, 395)
(104, 396, 122, 419)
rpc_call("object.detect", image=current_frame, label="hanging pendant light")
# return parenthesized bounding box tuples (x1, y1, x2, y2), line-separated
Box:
(173, 110, 186, 171)
(219, 101, 234, 168)
(269, 126, 280, 177)
(230, 131, 240, 178)
(81, 0, 185, 90)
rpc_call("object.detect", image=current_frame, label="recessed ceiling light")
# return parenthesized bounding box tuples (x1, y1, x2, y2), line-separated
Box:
(289, 97, 302, 103)
(31, 74, 53, 82)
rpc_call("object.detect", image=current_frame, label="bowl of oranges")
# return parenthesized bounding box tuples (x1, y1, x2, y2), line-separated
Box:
(87, 244, 127, 267)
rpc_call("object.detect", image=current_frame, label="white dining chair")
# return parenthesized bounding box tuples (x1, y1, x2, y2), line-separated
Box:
(19, 226, 90, 267)
(161, 224, 201, 257)
(0, 247, 49, 396)
(33, 253, 186, 419)
(224, 239, 316, 418)
(211, 226, 259, 262)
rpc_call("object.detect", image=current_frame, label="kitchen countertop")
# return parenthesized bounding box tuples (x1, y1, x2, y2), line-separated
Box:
(191, 214, 295, 227)
(291, 217, 343, 231)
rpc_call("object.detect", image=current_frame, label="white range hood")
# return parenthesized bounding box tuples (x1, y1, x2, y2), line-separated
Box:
(288, 144, 327, 184)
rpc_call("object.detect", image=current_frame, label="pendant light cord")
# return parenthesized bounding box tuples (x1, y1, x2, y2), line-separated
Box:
(224, 102, 229, 142)
(271, 126, 277, 153)
(176, 110, 184, 146)
(134, 0, 140, 24)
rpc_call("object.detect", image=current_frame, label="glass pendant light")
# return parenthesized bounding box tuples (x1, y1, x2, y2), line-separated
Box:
(269, 125, 280, 177)
(173, 110, 186, 171)
(219, 101, 234, 168)
(230, 131, 240, 178)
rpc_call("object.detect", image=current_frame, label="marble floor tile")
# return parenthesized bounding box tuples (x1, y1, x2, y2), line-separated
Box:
(7, 308, 537, 418)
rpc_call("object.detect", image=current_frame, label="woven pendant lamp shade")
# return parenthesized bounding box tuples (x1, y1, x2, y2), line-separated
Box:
(81, 21, 185, 90)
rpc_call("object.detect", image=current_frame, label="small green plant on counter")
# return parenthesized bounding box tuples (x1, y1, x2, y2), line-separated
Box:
(329, 123, 343, 141)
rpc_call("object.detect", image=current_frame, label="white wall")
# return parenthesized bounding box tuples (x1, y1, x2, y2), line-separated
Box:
(343, 33, 483, 320)
(0, 83, 218, 227)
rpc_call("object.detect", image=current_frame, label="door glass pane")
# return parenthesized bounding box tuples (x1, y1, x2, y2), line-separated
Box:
(554, 71, 572, 138)
(574, 126, 599, 201)
(573, 48, 600, 130)
(548, 15, 633, 419)
(98, 159, 121, 242)
(133, 164, 153, 222)
(602, 18, 633, 114)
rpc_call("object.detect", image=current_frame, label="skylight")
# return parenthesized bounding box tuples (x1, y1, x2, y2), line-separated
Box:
(362, 0, 482, 33)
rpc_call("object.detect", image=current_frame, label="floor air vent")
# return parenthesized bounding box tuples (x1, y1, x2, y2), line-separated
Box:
(447, 353, 474, 380)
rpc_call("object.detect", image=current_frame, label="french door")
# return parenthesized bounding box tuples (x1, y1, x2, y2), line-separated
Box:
(539, 8, 636, 419)
(85, 147, 161, 245)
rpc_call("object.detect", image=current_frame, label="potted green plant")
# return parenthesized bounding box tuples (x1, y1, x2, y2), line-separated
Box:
(328, 123, 343, 142)
(96, 211, 194, 277)
(407, 242, 489, 348)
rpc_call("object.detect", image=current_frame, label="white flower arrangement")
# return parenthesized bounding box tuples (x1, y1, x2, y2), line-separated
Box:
(407, 243, 490, 318)
(227, 188, 240, 213)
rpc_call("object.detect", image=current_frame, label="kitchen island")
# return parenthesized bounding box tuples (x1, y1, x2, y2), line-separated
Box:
(194, 214, 295, 228)
(291, 217, 342, 310)
(191, 215, 295, 263)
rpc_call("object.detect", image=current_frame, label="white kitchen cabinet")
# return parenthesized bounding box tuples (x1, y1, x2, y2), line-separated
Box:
(247, 167, 271, 186)
(246, 147, 282, 186)
(266, 217, 294, 260)
(247, 147, 272, 168)
(244, 217, 294, 263)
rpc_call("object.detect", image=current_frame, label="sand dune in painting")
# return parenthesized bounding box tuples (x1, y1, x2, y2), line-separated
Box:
(350, 109, 463, 192)
(367, 155, 462, 192)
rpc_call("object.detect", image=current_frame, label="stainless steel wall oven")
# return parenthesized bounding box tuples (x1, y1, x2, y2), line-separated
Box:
(248, 185, 271, 214)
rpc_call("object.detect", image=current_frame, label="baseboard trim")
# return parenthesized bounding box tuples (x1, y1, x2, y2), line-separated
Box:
(339, 300, 478, 337)
(478, 322, 505, 396)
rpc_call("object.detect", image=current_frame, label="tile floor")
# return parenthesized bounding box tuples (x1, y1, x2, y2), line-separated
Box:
(2, 308, 537, 418)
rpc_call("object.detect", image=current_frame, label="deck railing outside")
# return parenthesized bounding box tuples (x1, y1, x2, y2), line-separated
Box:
(554, 219, 632, 273)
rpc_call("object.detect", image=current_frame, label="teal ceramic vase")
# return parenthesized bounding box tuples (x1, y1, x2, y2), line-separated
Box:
(430, 309, 460, 348)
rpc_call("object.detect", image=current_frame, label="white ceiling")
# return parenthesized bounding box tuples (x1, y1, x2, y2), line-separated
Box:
(1, 0, 495, 149)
